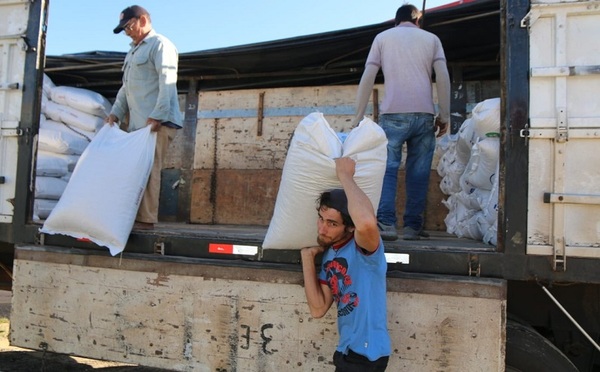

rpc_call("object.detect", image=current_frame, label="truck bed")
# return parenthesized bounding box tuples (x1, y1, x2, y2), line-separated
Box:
(37, 220, 494, 267)
(145, 222, 493, 251)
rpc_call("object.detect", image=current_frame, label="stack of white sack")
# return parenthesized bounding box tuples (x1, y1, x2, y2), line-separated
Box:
(34, 74, 112, 220)
(436, 98, 500, 245)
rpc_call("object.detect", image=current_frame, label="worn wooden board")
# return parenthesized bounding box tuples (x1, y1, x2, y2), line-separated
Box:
(189, 85, 450, 227)
(190, 169, 281, 225)
(11, 251, 505, 371)
(193, 86, 363, 171)
(189, 168, 446, 230)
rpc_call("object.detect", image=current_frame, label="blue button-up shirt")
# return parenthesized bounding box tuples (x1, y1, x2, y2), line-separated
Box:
(111, 29, 183, 132)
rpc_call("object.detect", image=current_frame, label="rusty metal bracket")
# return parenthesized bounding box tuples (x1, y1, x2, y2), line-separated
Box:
(468, 254, 481, 277)
(257, 91, 265, 136)
(154, 242, 165, 255)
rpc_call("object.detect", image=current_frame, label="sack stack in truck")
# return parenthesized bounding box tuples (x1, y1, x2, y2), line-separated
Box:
(34, 74, 112, 220)
(436, 98, 500, 245)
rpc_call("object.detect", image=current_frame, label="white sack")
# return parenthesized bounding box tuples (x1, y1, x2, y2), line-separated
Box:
(35, 176, 68, 200)
(483, 223, 498, 246)
(61, 172, 72, 183)
(43, 100, 105, 133)
(41, 117, 95, 141)
(39, 150, 79, 172)
(50, 86, 112, 117)
(438, 143, 465, 195)
(41, 125, 156, 256)
(436, 133, 458, 178)
(262, 113, 387, 249)
(460, 137, 499, 191)
(457, 213, 484, 240)
(43, 74, 56, 97)
(38, 128, 89, 155)
(471, 97, 501, 140)
(42, 100, 62, 122)
(41, 94, 49, 113)
(34, 198, 58, 220)
(480, 164, 499, 226)
(38, 124, 90, 155)
(440, 171, 462, 195)
(456, 118, 476, 164)
(36, 151, 69, 177)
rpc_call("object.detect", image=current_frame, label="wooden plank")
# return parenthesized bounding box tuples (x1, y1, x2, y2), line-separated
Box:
(11, 255, 505, 371)
(188, 84, 451, 229)
(190, 169, 281, 225)
(189, 168, 447, 229)
(193, 86, 376, 170)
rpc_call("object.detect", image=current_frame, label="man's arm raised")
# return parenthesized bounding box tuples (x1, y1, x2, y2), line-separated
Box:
(335, 157, 380, 252)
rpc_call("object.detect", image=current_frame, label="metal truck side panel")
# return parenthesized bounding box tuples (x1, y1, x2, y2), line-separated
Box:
(0, 0, 29, 224)
(11, 247, 506, 371)
(526, 1, 600, 264)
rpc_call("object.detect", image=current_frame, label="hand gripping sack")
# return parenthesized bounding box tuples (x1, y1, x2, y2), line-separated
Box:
(262, 112, 387, 249)
(41, 125, 156, 256)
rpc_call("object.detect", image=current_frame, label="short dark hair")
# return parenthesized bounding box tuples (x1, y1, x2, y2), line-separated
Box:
(395, 4, 421, 25)
(316, 189, 354, 228)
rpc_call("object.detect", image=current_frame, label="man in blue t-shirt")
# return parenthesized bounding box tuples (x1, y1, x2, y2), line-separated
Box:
(301, 157, 391, 371)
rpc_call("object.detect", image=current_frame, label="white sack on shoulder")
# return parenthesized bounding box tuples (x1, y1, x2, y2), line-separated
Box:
(41, 125, 156, 256)
(262, 113, 387, 249)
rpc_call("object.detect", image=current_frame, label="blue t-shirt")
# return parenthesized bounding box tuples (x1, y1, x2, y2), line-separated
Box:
(318, 238, 391, 361)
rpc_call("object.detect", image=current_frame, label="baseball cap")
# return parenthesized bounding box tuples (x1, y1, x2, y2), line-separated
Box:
(113, 5, 149, 34)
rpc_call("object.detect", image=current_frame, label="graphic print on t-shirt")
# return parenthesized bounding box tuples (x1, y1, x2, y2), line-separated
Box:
(324, 257, 359, 317)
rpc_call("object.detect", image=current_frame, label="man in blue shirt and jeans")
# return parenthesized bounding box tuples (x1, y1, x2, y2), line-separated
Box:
(106, 5, 183, 230)
(301, 157, 391, 371)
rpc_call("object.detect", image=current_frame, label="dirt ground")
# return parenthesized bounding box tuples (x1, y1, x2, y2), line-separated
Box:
(0, 290, 172, 371)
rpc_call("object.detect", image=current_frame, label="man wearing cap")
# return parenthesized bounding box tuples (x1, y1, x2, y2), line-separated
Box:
(301, 157, 391, 371)
(106, 5, 183, 230)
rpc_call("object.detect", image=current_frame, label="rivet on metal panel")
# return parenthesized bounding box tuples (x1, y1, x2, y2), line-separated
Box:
(556, 107, 568, 143)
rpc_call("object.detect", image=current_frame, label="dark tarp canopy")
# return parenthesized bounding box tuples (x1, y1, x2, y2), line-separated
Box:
(44, 0, 500, 98)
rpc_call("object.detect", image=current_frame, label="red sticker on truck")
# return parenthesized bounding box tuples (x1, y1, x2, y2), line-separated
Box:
(209, 243, 258, 256)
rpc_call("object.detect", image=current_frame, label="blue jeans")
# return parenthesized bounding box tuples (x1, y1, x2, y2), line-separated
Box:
(377, 113, 436, 230)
